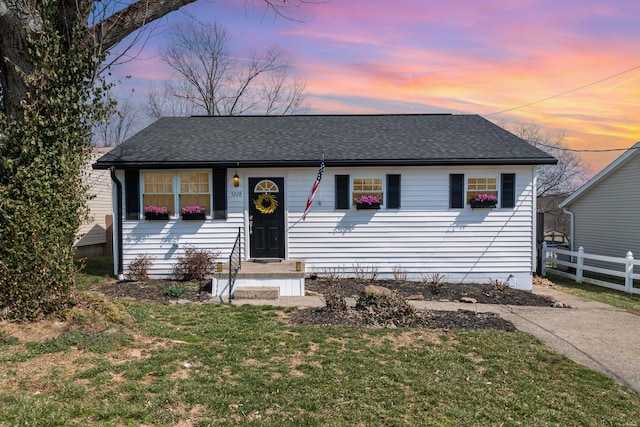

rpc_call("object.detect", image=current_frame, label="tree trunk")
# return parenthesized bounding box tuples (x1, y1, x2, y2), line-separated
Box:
(0, 0, 198, 118)
(0, 2, 36, 119)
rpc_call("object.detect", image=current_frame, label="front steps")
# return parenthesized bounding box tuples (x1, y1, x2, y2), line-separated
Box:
(212, 259, 305, 299)
(233, 287, 280, 300)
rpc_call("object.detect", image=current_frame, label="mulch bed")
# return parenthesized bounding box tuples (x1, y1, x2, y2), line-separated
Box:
(96, 280, 208, 304)
(95, 277, 558, 332)
(304, 277, 555, 306)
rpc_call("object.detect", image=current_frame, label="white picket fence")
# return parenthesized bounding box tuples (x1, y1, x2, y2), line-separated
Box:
(541, 242, 640, 294)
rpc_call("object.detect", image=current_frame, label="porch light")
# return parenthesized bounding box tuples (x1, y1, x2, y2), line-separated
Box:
(233, 172, 240, 187)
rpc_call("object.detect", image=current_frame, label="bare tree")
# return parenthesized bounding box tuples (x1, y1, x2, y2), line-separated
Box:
(147, 83, 199, 118)
(93, 96, 144, 146)
(510, 122, 592, 198)
(0, 0, 313, 117)
(148, 21, 306, 118)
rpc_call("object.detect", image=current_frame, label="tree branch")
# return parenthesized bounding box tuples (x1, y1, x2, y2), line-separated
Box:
(88, 0, 198, 51)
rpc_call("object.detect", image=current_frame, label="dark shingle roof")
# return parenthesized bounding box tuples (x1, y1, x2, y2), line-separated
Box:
(94, 114, 557, 169)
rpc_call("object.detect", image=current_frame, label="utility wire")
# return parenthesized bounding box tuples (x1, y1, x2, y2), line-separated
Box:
(488, 64, 640, 116)
(531, 141, 639, 153)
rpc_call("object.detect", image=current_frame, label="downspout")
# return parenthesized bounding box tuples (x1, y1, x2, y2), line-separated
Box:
(563, 208, 575, 252)
(109, 167, 124, 280)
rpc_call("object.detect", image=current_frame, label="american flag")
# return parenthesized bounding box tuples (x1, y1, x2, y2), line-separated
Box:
(303, 157, 325, 221)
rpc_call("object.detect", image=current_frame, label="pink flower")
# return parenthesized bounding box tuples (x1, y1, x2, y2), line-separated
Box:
(145, 205, 169, 214)
(356, 195, 381, 205)
(472, 194, 497, 203)
(181, 205, 204, 215)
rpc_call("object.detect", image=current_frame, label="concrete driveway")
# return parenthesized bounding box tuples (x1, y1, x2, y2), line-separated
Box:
(498, 287, 640, 394)
(233, 286, 640, 394)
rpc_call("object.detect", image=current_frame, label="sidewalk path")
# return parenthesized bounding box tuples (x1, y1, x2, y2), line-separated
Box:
(232, 286, 640, 394)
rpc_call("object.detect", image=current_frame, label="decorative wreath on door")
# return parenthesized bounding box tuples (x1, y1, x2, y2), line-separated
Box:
(253, 193, 278, 214)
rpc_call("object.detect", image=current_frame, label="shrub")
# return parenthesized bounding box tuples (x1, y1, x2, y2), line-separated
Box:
(421, 272, 446, 295)
(126, 254, 154, 282)
(320, 266, 344, 283)
(490, 279, 509, 292)
(392, 265, 407, 284)
(353, 264, 379, 283)
(323, 285, 347, 313)
(355, 286, 420, 327)
(165, 283, 187, 298)
(173, 247, 220, 282)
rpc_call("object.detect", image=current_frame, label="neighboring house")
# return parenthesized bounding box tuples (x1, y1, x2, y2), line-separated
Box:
(75, 147, 114, 258)
(559, 142, 640, 267)
(93, 114, 556, 293)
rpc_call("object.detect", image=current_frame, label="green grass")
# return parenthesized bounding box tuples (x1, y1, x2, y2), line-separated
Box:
(548, 272, 640, 313)
(74, 256, 116, 290)
(2, 259, 639, 424)
(2, 300, 640, 426)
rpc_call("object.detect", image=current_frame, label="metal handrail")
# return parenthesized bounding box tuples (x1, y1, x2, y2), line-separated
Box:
(228, 227, 241, 299)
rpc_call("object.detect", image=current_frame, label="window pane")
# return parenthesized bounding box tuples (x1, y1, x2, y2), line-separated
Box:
(352, 177, 383, 206)
(466, 177, 497, 205)
(143, 172, 174, 214)
(179, 171, 211, 215)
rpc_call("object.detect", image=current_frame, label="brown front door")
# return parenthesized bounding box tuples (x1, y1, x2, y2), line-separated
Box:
(249, 178, 285, 259)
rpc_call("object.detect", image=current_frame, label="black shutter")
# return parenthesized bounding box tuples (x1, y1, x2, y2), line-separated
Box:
(335, 175, 350, 209)
(501, 173, 515, 208)
(450, 174, 464, 209)
(386, 174, 401, 209)
(125, 169, 140, 220)
(213, 168, 227, 219)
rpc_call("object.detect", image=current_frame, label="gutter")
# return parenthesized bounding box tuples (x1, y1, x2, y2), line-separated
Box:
(93, 157, 558, 170)
(109, 168, 124, 280)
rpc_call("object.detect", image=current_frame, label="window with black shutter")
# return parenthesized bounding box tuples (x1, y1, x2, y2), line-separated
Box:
(450, 174, 464, 209)
(386, 174, 401, 209)
(125, 169, 140, 220)
(501, 173, 515, 208)
(213, 168, 227, 219)
(335, 175, 350, 209)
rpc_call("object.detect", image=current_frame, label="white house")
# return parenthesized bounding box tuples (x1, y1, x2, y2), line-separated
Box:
(559, 142, 640, 268)
(93, 114, 556, 294)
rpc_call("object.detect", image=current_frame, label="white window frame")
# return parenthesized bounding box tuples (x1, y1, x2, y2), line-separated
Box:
(351, 175, 385, 207)
(141, 169, 212, 219)
(466, 175, 498, 206)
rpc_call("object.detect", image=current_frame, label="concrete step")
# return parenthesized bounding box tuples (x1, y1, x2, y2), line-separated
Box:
(233, 286, 280, 300)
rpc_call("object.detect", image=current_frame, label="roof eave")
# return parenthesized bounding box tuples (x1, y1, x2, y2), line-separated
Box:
(559, 142, 640, 208)
(93, 157, 557, 170)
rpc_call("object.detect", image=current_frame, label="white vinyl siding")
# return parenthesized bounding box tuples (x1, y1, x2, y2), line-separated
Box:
(288, 166, 534, 286)
(115, 165, 536, 288)
(570, 154, 640, 266)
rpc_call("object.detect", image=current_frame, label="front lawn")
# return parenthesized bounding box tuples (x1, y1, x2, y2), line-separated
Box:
(1, 259, 638, 425)
(1, 299, 640, 425)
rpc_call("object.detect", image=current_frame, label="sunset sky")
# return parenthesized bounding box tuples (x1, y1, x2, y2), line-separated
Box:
(111, 0, 640, 175)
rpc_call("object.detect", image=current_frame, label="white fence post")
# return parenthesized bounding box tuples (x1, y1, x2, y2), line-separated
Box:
(576, 246, 584, 283)
(541, 242, 547, 276)
(625, 251, 634, 294)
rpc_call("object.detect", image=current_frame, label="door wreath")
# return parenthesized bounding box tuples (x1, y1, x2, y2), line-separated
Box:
(253, 193, 278, 214)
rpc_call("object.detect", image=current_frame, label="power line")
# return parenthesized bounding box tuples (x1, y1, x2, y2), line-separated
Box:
(532, 141, 639, 153)
(488, 64, 640, 116)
